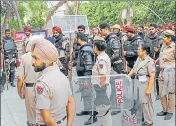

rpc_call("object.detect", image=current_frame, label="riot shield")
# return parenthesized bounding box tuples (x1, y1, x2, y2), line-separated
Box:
(161, 65, 175, 97)
(46, 15, 90, 37)
(72, 74, 137, 126)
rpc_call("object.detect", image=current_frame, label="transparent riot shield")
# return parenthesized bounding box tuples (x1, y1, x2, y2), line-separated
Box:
(161, 65, 175, 97)
(72, 74, 137, 126)
(46, 15, 90, 38)
(121, 87, 143, 126)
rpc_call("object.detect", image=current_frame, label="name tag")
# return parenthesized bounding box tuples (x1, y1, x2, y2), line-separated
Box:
(138, 75, 148, 82)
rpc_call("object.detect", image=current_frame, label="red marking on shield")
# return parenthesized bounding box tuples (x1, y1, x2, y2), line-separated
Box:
(17, 60, 21, 67)
(37, 86, 43, 94)
(99, 64, 103, 69)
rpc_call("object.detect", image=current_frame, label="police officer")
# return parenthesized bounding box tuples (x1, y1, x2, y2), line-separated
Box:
(112, 24, 128, 44)
(16, 36, 38, 126)
(99, 22, 123, 74)
(123, 25, 143, 72)
(129, 44, 156, 126)
(31, 37, 75, 126)
(3, 29, 18, 87)
(77, 25, 93, 45)
(92, 39, 112, 126)
(22, 26, 32, 54)
(74, 32, 97, 125)
(156, 30, 175, 120)
(99, 22, 122, 116)
(137, 25, 145, 40)
(145, 24, 163, 99)
(47, 26, 69, 76)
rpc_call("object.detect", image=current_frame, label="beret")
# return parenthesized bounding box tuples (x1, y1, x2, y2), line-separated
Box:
(124, 25, 136, 33)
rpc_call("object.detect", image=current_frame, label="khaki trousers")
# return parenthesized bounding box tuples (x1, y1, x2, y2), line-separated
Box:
(159, 71, 175, 113)
(142, 97, 153, 124)
(25, 87, 36, 124)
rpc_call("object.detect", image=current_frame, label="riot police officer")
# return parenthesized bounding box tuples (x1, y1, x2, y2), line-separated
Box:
(47, 26, 69, 76)
(74, 32, 97, 125)
(2, 29, 18, 87)
(123, 25, 143, 72)
(145, 24, 163, 99)
(137, 25, 145, 40)
(99, 22, 123, 74)
(77, 25, 93, 45)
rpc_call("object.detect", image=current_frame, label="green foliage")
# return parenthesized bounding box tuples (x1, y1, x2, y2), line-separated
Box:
(8, 1, 49, 31)
(79, 1, 175, 27)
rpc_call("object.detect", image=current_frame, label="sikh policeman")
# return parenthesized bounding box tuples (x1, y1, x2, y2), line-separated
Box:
(156, 30, 175, 120)
(46, 26, 69, 76)
(3, 29, 19, 87)
(92, 39, 112, 126)
(31, 37, 76, 126)
(129, 44, 155, 126)
(22, 26, 32, 54)
(16, 36, 39, 126)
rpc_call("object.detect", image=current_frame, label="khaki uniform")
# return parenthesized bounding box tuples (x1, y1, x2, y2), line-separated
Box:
(92, 51, 112, 126)
(16, 52, 37, 124)
(159, 42, 175, 113)
(34, 64, 72, 125)
(133, 55, 156, 124)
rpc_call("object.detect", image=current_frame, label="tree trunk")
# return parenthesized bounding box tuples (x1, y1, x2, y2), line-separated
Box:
(74, 1, 79, 15)
(11, 1, 23, 30)
(2, 3, 11, 35)
(64, 2, 70, 15)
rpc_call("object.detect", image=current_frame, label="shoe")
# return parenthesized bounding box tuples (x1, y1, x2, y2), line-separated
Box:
(84, 116, 97, 125)
(142, 122, 153, 126)
(164, 113, 173, 120)
(76, 111, 90, 116)
(156, 95, 160, 100)
(156, 111, 167, 116)
(10, 82, 16, 87)
(111, 110, 121, 116)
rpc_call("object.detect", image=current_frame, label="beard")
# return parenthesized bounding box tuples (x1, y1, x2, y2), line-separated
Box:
(33, 63, 46, 72)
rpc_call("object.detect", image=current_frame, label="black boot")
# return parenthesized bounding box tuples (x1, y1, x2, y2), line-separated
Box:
(84, 116, 97, 125)
(76, 111, 90, 116)
(164, 113, 173, 120)
(156, 111, 167, 116)
(10, 82, 16, 87)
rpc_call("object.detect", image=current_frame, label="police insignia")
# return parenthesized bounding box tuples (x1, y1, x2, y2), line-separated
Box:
(37, 86, 43, 94)
(99, 64, 103, 69)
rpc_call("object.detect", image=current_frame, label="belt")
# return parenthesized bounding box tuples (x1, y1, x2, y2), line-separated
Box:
(37, 116, 67, 126)
(26, 83, 34, 87)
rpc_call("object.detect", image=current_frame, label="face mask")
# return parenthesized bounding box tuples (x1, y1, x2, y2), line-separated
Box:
(33, 62, 46, 72)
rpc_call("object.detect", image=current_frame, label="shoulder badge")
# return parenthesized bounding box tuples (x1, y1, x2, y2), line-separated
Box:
(37, 86, 44, 95)
(99, 64, 103, 69)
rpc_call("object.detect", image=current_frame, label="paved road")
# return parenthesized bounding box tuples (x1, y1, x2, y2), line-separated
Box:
(1, 71, 175, 126)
